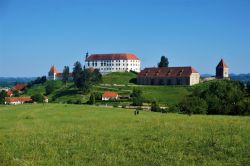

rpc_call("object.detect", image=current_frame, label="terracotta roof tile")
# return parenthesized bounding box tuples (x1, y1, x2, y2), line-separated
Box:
(6, 90, 13, 97)
(102, 91, 119, 98)
(86, 53, 139, 61)
(12, 84, 26, 91)
(49, 65, 59, 73)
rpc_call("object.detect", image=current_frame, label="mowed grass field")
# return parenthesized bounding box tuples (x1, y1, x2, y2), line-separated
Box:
(0, 104, 250, 165)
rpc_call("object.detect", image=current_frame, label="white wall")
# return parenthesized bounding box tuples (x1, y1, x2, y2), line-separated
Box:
(85, 60, 141, 74)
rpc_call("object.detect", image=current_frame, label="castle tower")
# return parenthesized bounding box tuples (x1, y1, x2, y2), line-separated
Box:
(48, 65, 59, 80)
(216, 59, 229, 79)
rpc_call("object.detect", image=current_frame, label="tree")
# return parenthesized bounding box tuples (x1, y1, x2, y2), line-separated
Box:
(131, 88, 142, 98)
(247, 82, 250, 95)
(72, 61, 84, 90)
(180, 96, 208, 115)
(131, 89, 143, 106)
(88, 93, 96, 105)
(0, 90, 7, 104)
(72, 61, 92, 93)
(13, 90, 20, 97)
(181, 80, 246, 115)
(45, 82, 55, 95)
(91, 69, 102, 84)
(158, 56, 169, 67)
(31, 94, 44, 103)
(27, 76, 47, 88)
(62, 66, 70, 86)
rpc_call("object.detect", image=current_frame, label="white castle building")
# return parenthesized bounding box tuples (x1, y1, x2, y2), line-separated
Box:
(85, 53, 141, 74)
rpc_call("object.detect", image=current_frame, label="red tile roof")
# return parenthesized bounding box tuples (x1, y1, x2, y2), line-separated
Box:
(49, 65, 59, 74)
(86, 53, 139, 61)
(102, 91, 119, 98)
(217, 59, 228, 68)
(12, 84, 26, 91)
(55, 73, 73, 77)
(138, 67, 199, 78)
(6, 90, 13, 97)
(5, 97, 32, 103)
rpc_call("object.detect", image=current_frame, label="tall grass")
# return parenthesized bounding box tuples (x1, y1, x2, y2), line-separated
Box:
(0, 104, 249, 165)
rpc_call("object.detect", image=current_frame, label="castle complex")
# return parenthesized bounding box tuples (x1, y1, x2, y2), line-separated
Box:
(47, 53, 229, 86)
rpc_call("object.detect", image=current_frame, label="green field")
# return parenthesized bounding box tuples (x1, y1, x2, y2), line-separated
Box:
(0, 104, 249, 165)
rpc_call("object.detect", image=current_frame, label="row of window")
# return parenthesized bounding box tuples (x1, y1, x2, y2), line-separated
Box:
(100, 68, 139, 71)
(87, 62, 139, 67)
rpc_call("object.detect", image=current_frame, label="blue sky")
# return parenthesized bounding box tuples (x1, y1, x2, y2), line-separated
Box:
(0, 0, 249, 77)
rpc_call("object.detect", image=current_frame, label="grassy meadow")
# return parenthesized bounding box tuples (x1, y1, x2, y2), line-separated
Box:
(0, 104, 250, 165)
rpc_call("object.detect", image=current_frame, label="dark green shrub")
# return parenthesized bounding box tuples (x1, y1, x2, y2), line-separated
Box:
(31, 94, 44, 103)
(168, 105, 180, 113)
(113, 103, 119, 108)
(87, 93, 96, 105)
(180, 97, 207, 115)
(0, 90, 7, 104)
(151, 101, 161, 112)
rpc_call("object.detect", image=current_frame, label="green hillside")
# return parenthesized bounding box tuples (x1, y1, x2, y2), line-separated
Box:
(23, 73, 190, 105)
(24, 81, 89, 104)
(94, 85, 191, 105)
(102, 72, 137, 85)
(0, 104, 249, 165)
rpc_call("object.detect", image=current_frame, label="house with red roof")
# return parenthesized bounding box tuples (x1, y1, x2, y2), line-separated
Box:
(85, 53, 141, 74)
(102, 91, 119, 101)
(12, 83, 26, 91)
(137, 66, 200, 86)
(48, 65, 73, 80)
(5, 97, 33, 105)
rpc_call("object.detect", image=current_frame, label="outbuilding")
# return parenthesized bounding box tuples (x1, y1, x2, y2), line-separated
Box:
(102, 91, 119, 101)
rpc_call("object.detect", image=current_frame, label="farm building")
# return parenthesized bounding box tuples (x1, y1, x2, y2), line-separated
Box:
(137, 66, 200, 86)
(5, 97, 33, 105)
(102, 91, 119, 101)
(85, 53, 141, 74)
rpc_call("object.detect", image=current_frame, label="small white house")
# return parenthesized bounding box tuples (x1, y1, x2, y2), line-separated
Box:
(102, 91, 119, 101)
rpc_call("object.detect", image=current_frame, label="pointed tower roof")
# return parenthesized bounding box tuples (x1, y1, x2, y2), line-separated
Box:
(217, 59, 228, 68)
(49, 65, 59, 74)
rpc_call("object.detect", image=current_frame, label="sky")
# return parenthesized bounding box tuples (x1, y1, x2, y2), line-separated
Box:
(0, 0, 249, 77)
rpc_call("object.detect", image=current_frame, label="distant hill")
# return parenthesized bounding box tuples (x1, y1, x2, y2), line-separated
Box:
(229, 73, 250, 83)
(201, 73, 250, 83)
(0, 77, 36, 87)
